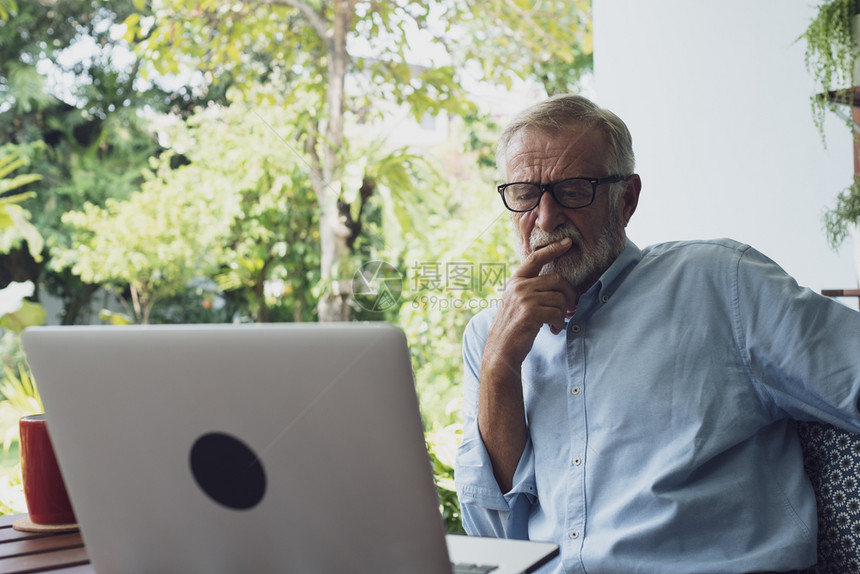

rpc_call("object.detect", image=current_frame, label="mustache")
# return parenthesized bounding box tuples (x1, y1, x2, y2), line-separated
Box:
(530, 222, 583, 251)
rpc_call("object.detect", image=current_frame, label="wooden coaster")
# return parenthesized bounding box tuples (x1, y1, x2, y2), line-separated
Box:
(12, 516, 78, 533)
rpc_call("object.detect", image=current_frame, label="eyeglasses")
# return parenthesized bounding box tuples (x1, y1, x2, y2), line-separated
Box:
(497, 175, 626, 212)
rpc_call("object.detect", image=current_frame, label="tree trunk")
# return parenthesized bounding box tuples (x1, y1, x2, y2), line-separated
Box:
(317, 209, 352, 321)
(254, 259, 273, 323)
(315, 0, 354, 322)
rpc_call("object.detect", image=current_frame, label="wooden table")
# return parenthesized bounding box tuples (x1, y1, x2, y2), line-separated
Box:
(0, 514, 93, 573)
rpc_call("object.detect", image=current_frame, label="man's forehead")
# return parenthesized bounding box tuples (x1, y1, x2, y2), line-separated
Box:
(504, 124, 611, 179)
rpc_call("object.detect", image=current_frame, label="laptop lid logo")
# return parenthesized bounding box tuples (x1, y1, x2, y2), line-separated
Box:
(189, 432, 267, 510)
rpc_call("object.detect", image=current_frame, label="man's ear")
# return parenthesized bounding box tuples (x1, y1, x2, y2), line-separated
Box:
(620, 174, 641, 227)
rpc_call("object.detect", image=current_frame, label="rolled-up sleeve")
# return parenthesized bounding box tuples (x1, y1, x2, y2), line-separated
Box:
(455, 310, 537, 540)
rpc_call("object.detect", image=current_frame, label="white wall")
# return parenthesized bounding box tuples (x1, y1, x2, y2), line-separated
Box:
(594, 0, 859, 300)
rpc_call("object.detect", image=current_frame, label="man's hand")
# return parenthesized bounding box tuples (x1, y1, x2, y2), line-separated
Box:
(478, 238, 578, 492)
(486, 237, 578, 366)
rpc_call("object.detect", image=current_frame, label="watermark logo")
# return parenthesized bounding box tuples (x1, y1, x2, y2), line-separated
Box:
(351, 260, 507, 312)
(411, 261, 507, 292)
(352, 261, 404, 312)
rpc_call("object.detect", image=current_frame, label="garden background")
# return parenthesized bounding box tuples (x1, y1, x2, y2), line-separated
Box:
(0, 0, 593, 532)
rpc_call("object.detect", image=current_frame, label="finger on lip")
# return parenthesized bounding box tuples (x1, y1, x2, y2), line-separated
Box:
(533, 237, 571, 257)
(518, 237, 573, 278)
(532, 234, 573, 250)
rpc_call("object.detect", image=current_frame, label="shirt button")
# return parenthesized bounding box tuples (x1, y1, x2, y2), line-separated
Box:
(572, 457, 582, 466)
(601, 294, 609, 303)
(571, 324, 581, 333)
(568, 530, 580, 539)
(571, 386, 581, 395)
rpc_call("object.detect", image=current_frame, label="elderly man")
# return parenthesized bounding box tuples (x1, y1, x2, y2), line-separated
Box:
(454, 94, 860, 573)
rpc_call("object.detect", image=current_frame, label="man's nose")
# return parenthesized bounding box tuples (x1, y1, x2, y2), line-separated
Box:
(534, 191, 566, 232)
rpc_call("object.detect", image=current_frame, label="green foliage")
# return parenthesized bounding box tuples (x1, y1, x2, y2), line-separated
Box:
(0, 0, 221, 325)
(0, 0, 16, 21)
(0, 61, 50, 118)
(0, 147, 42, 262)
(126, 0, 591, 321)
(391, 114, 516, 429)
(155, 102, 323, 323)
(441, 0, 593, 96)
(0, 147, 46, 424)
(800, 1, 860, 249)
(0, 471, 24, 516)
(0, 143, 46, 514)
(0, 285, 45, 334)
(427, 424, 465, 534)
(58, 149, 232, 324)
(0, 362, 41, 516)
(0, 364, 41, 451)
(801, 0, 860, 139)
(342, 131, 446, 251)
(824, 174, 860, 247)
(0, 0, 152, 134)
(99, 309, 134, 325)
(54, 100, 327, 324)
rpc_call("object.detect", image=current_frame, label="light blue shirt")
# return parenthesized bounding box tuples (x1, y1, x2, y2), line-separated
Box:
(455, 239, 860, 574)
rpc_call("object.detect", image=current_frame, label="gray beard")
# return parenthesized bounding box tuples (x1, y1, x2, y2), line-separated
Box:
(516, 208, 627, 294)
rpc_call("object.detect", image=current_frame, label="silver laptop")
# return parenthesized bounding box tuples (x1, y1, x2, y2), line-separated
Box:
(22, 323, 557, 574)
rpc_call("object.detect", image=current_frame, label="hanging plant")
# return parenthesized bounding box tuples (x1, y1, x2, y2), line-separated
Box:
(802, 0, 860, 249)
(801, 0, 860, 139)
(824, 175, 860, 248)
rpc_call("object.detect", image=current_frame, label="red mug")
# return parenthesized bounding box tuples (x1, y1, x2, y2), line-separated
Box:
(19, 414, 76, 525)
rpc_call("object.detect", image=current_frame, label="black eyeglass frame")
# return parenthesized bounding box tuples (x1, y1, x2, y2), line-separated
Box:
(497, 175, 627, 213)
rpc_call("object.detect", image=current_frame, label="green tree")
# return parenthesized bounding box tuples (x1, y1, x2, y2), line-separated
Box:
(0, 0, 227, 323)
(63, 95, 451, 324)
(127, 0, 592, 321)
(57, 151, 231, 324)
(156, 100, 323, 323)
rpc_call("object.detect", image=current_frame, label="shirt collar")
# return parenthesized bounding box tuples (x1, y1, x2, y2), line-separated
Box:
(577, 239, 643, 313)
